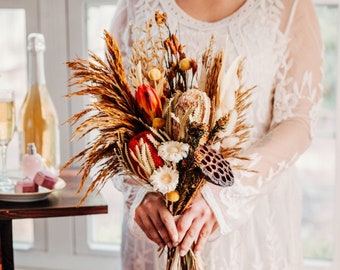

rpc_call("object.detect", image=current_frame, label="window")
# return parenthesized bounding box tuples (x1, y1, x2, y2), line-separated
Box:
(82, 2, 123, 251)
(298, 3, 338, 268)
(0, 7, 35, 249)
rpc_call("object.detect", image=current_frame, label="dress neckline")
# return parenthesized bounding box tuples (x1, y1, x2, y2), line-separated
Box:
(161, 0, 254, 30)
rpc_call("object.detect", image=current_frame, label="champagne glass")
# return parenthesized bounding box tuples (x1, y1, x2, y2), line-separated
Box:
(0, 90, 16, 191)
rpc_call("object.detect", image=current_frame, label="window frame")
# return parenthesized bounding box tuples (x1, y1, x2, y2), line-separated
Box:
(304, 1, 340, 269)
(0, 0, 338, 269)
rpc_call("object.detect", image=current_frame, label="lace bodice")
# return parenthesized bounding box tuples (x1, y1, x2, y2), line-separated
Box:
(110, 0, 323, 269)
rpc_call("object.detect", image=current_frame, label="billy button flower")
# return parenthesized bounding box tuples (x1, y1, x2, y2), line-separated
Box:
(135, 84, 162, 125)
(179, 58, 198, 76)
(166, 190, 180, 202)
(178, 58, 191, 71)
(148, 68, 162, 81)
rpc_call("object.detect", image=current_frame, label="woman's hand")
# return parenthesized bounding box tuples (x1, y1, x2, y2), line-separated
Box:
(176, 193, 218, 256)
(135, 192, 179, 249)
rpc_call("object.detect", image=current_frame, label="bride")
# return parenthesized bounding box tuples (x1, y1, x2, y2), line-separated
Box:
(110, 0, 323, 269)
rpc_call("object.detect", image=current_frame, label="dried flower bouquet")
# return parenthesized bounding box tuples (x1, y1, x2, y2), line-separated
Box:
(64, 11, 254, 270)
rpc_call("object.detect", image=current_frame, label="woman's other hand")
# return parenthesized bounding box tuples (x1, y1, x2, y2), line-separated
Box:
(176, 193, 218, 256)
(135, 192, 179, 248)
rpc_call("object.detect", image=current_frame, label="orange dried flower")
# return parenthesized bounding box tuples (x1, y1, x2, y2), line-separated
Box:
(166, 190, 180, 202)
(155, 11, 167, 25)
(135, 84, 162, 125)
(179, 58, 192, 71)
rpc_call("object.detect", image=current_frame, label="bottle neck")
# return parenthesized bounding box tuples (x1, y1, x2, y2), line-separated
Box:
(27, 143, 37, 155)
(28, 50, 46, 86)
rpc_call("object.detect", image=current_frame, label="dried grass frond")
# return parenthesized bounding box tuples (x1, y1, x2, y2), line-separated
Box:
(219, 85, 256, 164)
(63, 30, 147, 204)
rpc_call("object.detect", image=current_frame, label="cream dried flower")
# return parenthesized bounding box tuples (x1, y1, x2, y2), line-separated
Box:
(150, 165, 179, 194)
(158, 141, 190, 162)
(215, 55, 244, 121)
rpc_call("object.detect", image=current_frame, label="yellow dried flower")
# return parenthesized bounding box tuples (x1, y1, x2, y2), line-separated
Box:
(152, 117, 166, 129)
(166, 190, 180, 202)
(179, 58, 192, 71)
(148, 68, 162, 81)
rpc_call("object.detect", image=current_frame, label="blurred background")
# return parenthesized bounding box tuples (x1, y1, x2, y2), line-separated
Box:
(0, 0, 338, 269)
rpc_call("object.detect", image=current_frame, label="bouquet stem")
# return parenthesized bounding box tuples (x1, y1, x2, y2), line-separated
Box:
(166, 247, 204, 270)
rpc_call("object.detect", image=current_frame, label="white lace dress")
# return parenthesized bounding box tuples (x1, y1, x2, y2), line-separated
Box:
(110, 0, 323, 269)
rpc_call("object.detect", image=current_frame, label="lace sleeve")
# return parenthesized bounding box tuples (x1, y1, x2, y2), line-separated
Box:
(109, 0, 134, 61)
(202, 0, 324, 235)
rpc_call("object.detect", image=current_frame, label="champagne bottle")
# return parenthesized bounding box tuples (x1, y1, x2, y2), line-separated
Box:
(18, 33, 60, 175)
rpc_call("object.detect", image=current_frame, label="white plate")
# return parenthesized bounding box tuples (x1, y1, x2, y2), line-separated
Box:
(0, 178, 66, 202)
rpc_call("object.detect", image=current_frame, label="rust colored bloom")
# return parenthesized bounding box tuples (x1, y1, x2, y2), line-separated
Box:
(135, 84, 162, 124)
(190, 59, 198, 76)
(128, 131, 164, 179)
(171, 34, 179, 52)
(166, 190, 180, 202)
(155, 11, 167, 25)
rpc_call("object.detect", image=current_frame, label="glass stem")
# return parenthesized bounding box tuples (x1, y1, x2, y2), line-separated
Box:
(0, 144, 8, 176)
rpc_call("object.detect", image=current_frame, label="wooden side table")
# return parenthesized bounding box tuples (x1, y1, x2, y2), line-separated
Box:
(0, 169, 108, 270)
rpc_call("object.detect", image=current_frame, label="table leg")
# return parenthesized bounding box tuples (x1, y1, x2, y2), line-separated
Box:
(0, 220, 14, 270)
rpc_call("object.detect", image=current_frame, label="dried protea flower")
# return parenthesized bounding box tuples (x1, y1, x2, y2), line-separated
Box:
(172, 89, 211, 140)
